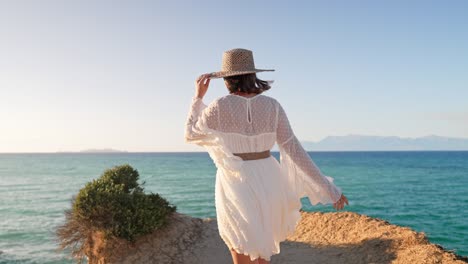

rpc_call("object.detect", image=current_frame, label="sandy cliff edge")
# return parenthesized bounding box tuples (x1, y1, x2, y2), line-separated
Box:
(85, 210, 468, 264)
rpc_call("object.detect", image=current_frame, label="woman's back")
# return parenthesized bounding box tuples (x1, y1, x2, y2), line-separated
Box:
(209, 93, 279, 153)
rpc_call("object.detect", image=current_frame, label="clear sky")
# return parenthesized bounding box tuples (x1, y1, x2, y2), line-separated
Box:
(1, 0, 467, 152)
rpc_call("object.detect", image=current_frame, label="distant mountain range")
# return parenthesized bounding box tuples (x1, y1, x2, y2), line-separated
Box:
(273, 134, 468, 151)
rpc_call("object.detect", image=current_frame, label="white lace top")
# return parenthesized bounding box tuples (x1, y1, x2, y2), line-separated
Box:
(184, 93, 342, 205)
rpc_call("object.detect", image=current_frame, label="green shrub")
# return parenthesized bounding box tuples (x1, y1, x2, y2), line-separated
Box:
(56, 164, 177, 262)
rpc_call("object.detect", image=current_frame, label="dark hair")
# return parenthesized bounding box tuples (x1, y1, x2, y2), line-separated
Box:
(223, 73, 272, 94)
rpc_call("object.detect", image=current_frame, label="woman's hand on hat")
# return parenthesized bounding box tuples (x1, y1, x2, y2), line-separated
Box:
(333, 193, 349, 211)
(194, 73, 211, 99)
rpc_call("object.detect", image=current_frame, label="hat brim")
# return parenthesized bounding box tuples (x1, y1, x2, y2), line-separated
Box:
(208, 69, 275, 79)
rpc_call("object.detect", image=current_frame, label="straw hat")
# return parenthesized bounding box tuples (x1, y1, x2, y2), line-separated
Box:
(208, 48, 275, 79)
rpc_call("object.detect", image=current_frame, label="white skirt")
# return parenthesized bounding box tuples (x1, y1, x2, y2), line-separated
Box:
(214, 155, 303, 262)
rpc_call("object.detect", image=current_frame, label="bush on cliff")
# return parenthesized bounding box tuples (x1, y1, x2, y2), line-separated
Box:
(56, 164, 177, 262)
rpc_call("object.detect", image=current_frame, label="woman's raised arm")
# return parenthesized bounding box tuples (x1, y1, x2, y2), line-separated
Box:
(184, 96, 219, 145)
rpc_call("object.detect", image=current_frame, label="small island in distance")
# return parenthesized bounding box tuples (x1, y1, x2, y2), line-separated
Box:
(80, 148, 128, 153)
(56, 148, 128, 153)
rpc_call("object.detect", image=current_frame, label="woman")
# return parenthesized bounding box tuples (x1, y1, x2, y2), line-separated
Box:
(185, 48, 348, 264)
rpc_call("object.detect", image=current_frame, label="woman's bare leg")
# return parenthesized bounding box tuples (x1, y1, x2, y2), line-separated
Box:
(258, 258, 270, 264)
(229, 248, 259, 264)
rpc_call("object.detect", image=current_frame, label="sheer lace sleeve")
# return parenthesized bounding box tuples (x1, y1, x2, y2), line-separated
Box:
(184, 96, 219, 145)
(276, 102, 343, 205)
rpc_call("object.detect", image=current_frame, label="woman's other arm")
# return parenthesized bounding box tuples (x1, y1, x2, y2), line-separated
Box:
(276, 101, 348, 209)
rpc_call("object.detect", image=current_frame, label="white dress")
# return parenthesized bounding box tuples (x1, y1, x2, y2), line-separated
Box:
(184, 93, 343, 261)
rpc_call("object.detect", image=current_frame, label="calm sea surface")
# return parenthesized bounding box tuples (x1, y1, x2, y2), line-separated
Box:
(0, 151, 467, 263)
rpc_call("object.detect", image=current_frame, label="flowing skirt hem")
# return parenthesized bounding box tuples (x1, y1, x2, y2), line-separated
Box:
(218, 209, 302, 262)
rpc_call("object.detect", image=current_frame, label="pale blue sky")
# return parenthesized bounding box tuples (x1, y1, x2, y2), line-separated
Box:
(1, 0, 467, 152)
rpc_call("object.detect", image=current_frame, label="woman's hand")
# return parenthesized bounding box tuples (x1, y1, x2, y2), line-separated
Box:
(333, 193, 349, 211)
(194, 73, 211, 99)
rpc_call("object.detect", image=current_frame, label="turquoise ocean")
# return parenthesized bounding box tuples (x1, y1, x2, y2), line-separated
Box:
(0, 151, 467, 263)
